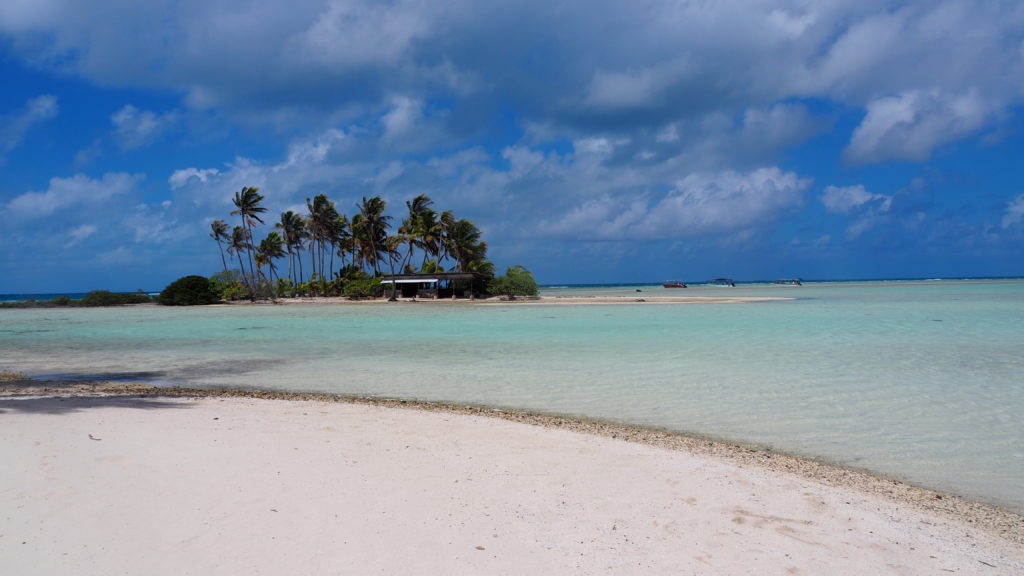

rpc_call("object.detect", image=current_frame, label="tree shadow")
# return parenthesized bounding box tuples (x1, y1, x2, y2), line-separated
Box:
(0, 395, 193, 415)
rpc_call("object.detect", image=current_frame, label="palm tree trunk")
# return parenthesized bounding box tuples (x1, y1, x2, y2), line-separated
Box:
(329, 242, 335, 279)
(308, 243, 317, 281)
(217, 242, 228, 273)
(235, 252, 247, 286)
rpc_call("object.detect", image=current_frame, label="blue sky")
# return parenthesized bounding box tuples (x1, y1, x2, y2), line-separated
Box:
(1, 0, 1023, 292)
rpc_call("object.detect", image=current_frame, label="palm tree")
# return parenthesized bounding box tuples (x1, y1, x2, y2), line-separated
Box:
(276, 211, 306, 284)
(230, 186, 267, 296)
(305, 194, 339, 281)
(447, 218, 486, 272)
(384, 233, 406, 301)
(354, 196, 391, 276)
(417, 208, 440, 270)
(209, 219, 230, 273)
(330, 213, 350, 278)
(399, 194, 438, 272)
(227, 225, 251, 286)
(257, 231, 286, 284)
(437, 210, 457, 271)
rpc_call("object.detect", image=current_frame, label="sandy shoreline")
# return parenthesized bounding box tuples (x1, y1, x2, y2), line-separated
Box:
(226, 294, 793, 305)
(2, 381, 1021, 574)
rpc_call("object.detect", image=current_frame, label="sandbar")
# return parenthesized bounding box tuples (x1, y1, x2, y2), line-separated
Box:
(239, 295, 791, 305)
(1, 386, 1021, 575)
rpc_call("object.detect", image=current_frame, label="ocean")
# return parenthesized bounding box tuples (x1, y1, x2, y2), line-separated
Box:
(1, 278, 1022, 512)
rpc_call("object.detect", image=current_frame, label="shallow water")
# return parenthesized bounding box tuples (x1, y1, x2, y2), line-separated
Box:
(2, 279, 1023, 512)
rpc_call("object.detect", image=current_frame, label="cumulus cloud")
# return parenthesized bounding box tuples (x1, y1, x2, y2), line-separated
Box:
(821, 184, 894, 238)
(296, 0, 432, 68)
(4, 172, 142, 219)
(821, 185, 892, 215)
(126, 201, 179, 244)
(1, 0, 1018, 153)
(636, 168, 811, 238)
(1003, 194, 1024, 229)
(582, 59, 690, 111)
(111, 105, 178, 149)
(381, 97, 423, 141)
(169, 167, 221, 190)
(65, 224, 97, 247)
(0, 94, 58, 162)
(541, 167, 811, 241)
(844, 90, 995, 164)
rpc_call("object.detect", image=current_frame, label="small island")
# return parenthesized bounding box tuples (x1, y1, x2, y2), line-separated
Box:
(201, 187, 539, 304)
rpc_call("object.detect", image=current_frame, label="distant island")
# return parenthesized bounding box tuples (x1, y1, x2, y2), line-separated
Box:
(203, 187, 537, 304)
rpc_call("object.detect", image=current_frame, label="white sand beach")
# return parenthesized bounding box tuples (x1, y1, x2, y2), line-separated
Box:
(1, 392, 1021, 575)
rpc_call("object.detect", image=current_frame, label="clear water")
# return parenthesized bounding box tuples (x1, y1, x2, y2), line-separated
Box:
(2, 279, 1022, 512)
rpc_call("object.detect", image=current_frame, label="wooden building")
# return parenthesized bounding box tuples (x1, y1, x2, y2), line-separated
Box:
(380, 272, 491, 299)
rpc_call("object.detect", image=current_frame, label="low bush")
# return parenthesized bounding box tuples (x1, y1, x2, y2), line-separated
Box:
(80, 290, 152, 307)
(158, 275, 221, 306)
(488, 265, 539, 297)
(344, 277, 383, 299)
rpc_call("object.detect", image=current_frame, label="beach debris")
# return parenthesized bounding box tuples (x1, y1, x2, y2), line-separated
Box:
(88, 434, 101, 441)
(475, 546, 485, 551)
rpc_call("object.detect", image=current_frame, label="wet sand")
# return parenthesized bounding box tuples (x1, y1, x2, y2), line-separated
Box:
(1, 382, 1021, 575)
(247, 295, 792, 305)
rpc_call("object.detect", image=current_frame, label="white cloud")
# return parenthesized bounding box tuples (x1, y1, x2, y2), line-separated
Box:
(0, 94, 58, 161)
(65, 224, 97, 247)
(582, 60, 690, 110)
(0, 0, 1019, 164)
(126, 202, 179, 244)
(821, 185, 892, 215)
(1003, 194, 1024, 229)
(169, 168, 221, 190)
(636, 167, 811, 238)
(821, 184, 894, 239)
(655, 124, 680, 143)
(295, 0, 433, 67)
(844, 90, 995, 164)
(111, 105, 178, 149)
(281, 128, 347, 168)
(381, 96, 423, 141)
(4, 172, 142, 219)
(540, 167, 811, 241)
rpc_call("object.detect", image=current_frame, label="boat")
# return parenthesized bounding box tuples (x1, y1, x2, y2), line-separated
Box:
(710, 278, 735, 287)
(773, 278, 802, 286)
(662, 281, 687, 288)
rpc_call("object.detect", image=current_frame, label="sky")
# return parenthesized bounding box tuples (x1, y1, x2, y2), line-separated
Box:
(1, 0, 1023, 292)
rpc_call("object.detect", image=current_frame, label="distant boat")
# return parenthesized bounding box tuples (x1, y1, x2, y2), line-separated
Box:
(662, 281, 687, 288)
(773, 278, 802, 286)
(710, 278, 735, 287)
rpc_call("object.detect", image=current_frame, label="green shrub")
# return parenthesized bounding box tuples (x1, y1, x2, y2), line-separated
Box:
(158, 275, 221, 306)
(79, 290, 146, 306)
(344, 277, 383, 299)
(488, 265, 539, 297)
(122, 293, 153, 304)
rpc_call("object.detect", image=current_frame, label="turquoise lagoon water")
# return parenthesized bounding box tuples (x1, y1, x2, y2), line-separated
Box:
(2, 279, 1022, 512)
